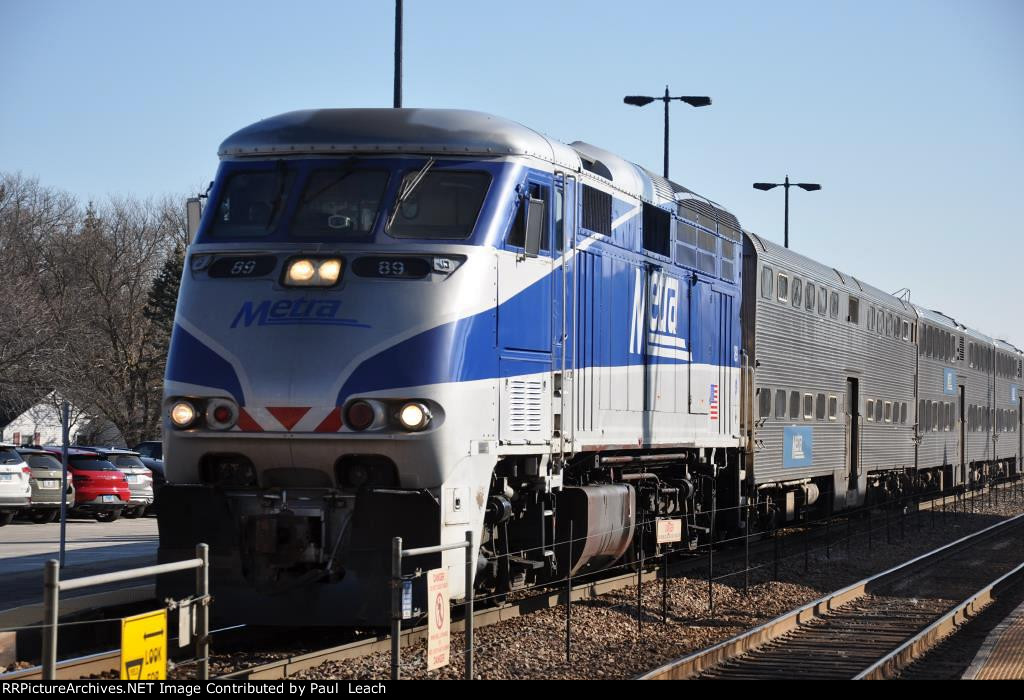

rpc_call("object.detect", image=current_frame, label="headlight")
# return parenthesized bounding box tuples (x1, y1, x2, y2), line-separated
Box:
(397, 402, 431, 431)
(170, 401, 197, 428)
(285, 257, 343, 287)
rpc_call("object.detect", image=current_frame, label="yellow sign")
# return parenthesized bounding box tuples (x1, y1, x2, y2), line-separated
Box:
(121, 609, 167, 680)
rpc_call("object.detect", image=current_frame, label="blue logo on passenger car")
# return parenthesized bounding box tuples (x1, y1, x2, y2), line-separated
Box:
(230, 299, 370, 328)
(783, 426, 813, 468)
(1012, 384, 1019, 404)
(943, 368, 957, 395)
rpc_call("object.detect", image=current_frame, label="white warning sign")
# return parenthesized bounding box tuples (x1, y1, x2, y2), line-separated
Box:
(426, 568, 450, 671)
(656, 518, 683, 544)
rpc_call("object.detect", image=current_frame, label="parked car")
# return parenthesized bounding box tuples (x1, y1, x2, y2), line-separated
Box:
(140, 457, 165, 515)
(16, 447, 75, 523)
(133, 441, 163, 460)
(41, 447, 130, 522)
(0, 442, 31, 526)
(83, 447, 154, 518)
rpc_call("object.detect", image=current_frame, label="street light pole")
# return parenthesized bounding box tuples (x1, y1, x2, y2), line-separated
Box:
(753, 176, 821, 249)
(624, 88, 711, 180)
(393, 0, 403, 108)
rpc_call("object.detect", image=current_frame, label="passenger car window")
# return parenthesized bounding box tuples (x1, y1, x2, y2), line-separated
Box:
(829, 291, 839, 319)
(875, 400, 883, 423)
(789, 391, 801, 420)
(828, 396, 838, 420)
(884, 401, 892, 423)
(792, 278, 802, 308)
(818, 287, 827, 315)
(816, 393, 826, 420)
(761, 266, 774, 299)
(866, 399, 874, 421)
(758, 389, 771, 419)
(803, 394, 814, 419)
(777, 273, 789, 303)
(805, 282, 816, 312)
(775, 390, 787, 419)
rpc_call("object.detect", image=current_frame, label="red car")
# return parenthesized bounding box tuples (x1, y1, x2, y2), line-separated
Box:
(42, 447, 131, 522)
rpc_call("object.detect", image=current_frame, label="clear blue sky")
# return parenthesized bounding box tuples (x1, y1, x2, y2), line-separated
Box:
(2, 0, 1022, 346)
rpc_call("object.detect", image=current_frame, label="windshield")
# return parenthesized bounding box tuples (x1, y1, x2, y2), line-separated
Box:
(108, 455, 146, 469)
(209, 168, 295, 238)
(0, 448, 22, 465)
(25, 454, 62, 470)
(292, 168, 389, 238)
(201, 161, 494, 242)
(69, 457, 120, 472)
(387, 171, 490, 239)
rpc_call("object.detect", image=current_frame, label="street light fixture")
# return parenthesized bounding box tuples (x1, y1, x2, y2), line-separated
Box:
(752, 176, 821, 249)
(623, 86, 711, 179)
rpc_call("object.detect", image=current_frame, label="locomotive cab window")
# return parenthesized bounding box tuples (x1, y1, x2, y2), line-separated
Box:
(390, 170, 492, 239)
(210, 168, 296, 238)
(507, 182, 549, 250)
(294, 168, 389, 238)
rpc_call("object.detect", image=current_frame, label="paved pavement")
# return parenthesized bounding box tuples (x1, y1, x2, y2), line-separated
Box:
(0, 516, 158, 610)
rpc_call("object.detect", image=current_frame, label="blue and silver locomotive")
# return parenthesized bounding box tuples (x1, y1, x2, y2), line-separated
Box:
(157, 109, 743, 624)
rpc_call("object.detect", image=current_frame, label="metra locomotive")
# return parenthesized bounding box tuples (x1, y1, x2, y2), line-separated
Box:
(157, 109, 1022, 625)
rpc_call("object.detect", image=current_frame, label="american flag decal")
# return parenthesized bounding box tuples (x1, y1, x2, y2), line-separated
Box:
(709, 384, 719, 420)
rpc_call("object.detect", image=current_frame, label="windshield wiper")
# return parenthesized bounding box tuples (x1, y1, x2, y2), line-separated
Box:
(264, 159, 289, 229)
(386, 158, 435, 232)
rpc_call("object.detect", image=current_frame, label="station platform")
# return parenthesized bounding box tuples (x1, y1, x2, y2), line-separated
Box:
(963, 599, 1024, 680)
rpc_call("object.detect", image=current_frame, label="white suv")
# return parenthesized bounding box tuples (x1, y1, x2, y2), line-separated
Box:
(0, 442, 32, 526)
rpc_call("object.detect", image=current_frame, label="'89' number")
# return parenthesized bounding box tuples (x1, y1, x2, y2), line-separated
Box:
(378, 260, 405, 277)
(230, 260, 256, 275)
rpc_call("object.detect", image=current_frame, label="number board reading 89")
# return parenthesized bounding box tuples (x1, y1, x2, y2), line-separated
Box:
(121, 609, 167, 680)
(352, 256, 430, 279)
(208, 255, 278, 278)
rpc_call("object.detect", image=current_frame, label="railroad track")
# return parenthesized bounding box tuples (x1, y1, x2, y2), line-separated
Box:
(6, 480, 1020, 681)
(639, 512, 1024, 680)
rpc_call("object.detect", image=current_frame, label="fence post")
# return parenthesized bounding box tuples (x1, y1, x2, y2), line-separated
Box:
(42, 559, 59, 680)
(195, 543, 209, 681)
(464, 530, 473, 681)
(744, 502, 750, 592)
(390, 536, 402, 681)
(566, 521, 573, 660)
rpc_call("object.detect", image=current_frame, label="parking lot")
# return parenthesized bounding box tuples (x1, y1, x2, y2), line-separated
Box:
(0, 516, 157, 610)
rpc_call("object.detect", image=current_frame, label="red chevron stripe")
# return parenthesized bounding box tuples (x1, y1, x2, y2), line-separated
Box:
(314, 407, 343, 433)
(267, 406, 310, 430)
(237, 408, 263, 432)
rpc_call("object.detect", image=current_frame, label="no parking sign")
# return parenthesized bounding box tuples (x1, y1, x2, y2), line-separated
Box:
(426, 568, 450, 670)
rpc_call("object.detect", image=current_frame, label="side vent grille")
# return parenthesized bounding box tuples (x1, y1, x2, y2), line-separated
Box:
(958, 335, 965, 362)
(508, 379, 544, 432)
(582, 185, 612, 235)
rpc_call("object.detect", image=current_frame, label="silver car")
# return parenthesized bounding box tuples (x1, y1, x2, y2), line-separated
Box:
(88, 448, 154, 518)
(17, 447, 75, 523)
(0, 443, 31, 526)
